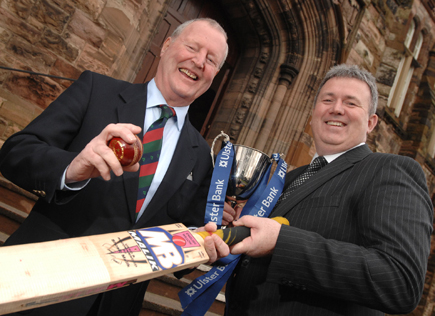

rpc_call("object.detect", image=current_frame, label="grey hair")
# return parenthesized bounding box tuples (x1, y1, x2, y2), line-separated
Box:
(314, 64, 378, 116)
(170, 18, 228, 69)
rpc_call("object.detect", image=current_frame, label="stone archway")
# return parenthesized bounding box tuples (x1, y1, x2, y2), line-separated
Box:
(205, 0, 357, 167)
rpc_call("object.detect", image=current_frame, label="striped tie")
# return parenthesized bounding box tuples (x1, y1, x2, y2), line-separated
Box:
(275, 156, 327, 206)
(136, 104, 176, 219)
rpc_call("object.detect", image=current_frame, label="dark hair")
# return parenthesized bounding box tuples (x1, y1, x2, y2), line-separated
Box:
(314, 64, 378, 115)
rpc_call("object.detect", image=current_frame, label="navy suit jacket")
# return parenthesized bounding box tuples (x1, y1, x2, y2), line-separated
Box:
(0, 71, 213, 316)
(226, 144, 433, 316)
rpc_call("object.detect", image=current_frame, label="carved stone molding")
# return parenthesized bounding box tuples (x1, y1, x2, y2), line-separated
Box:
(241, 96, 252, 108)
(279, 63, 299, 87)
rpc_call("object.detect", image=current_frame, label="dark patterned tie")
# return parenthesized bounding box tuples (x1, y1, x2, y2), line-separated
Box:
(135, 105, 176, 219)
(276, 156, 328, 205)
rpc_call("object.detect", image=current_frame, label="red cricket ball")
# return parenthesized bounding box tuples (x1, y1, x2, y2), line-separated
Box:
(108, 135, 143, 166)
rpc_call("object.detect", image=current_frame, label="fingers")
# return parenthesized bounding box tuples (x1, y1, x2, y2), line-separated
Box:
(233, 201, 246, 220)
(66, 124, 142, 183)
(230, 236, 251, 255)
(204, 222, 218, 232)
(222, 199, 247, 226)
(198, 223, 230, 263)
(204, 234, 230, 264)
(104, 123, 142, 144)
(222, 202, 236, 226)
(230, 216, 282, 258)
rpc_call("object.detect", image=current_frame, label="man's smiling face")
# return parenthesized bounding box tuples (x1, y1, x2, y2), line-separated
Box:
(311, 77, 378, 156)
(154, 20, 227, 107)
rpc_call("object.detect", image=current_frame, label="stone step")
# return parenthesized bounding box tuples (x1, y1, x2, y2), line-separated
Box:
(143, 292, 222, 316)
(0, 176, 35, 245)
(0, 200, 28, 223)
(0, 175, 35, 222)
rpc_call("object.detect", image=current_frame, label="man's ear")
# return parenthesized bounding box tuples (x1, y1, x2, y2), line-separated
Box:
(367, 114, 378, 133)
(160, 37, 172, 57)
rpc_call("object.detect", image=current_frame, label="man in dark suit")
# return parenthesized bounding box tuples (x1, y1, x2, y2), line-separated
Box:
(221, 64, 434, 315)
(0, 18, 229, 316)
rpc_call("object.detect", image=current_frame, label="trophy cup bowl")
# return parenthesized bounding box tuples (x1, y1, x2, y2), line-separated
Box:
(211, 131, 272, 209)
(227, 144, 272, 201)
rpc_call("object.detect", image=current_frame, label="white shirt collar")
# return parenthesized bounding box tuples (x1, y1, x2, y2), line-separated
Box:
(313, 143, 365, 164)
(146, 79, 189, 131)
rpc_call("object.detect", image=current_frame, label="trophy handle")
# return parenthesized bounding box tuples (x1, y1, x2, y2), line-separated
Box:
(210, 131, 230, 167)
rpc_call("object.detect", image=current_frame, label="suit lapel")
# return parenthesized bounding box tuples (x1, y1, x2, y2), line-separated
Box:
(117, 83, 148, 223)
(271, 144, 372, 217)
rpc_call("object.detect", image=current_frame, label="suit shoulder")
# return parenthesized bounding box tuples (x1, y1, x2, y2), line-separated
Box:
(365, 152, 425, 175)
(77, 71, 134, 90)
(369, 152, 418, 164)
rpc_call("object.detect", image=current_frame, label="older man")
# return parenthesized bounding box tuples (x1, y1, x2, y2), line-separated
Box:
(0, 18, 228, 316)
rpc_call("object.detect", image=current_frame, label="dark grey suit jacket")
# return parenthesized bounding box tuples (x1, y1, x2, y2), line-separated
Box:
(226, 145, 433, 316)
(0, 71, 213, 316)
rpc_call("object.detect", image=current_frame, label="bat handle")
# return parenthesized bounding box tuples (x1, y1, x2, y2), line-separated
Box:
(220, 226, 251, 246)
(197, 216, 289, 246)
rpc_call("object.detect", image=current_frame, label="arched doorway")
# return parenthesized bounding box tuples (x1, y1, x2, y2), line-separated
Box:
(133, 0, 238, 137)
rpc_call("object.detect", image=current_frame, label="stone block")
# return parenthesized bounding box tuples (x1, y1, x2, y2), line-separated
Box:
(49, 0, 76, 15)
(101, 32, 124, 61)
(4, 0, 37, 19)
(68, 9, 106, 48)
(0, 26, 12, 43)
(40, 28, 79, 62)
(0, 90, 37, 130)
(354, 40, 374, 67)
(50, 58, 81, 88)
(3, 72, 62, 109)
(376, 63, 396, 86)
(380, 46, 402, 68)
(99, 6, 135, 40)
(6, 36, 57, 73)
(0, 113, 7, 139)
(0, 8, 41, 44)
(76, 45, 111, 75)
(32, 0, 72, 34)
(68, 0, 106, 20)
(4, 125, 19, 140)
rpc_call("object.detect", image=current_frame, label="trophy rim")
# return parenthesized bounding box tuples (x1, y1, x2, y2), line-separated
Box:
(232, 144, 271, 160)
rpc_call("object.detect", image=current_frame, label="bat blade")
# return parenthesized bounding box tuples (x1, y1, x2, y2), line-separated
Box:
(0, 223, 208, 314)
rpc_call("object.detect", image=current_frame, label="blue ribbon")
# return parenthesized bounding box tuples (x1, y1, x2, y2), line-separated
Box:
(204, 141, 234, 228)
(179, 153, 287, 315)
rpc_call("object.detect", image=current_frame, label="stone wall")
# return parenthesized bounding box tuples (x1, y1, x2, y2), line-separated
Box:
(0, 0, 166, 147)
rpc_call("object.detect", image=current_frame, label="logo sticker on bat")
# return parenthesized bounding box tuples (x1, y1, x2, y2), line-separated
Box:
(105, 225, 200, 271)
(133, 227, 185, 270)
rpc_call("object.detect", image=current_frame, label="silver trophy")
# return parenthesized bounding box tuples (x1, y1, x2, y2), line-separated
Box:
(212, 132, 272, 208)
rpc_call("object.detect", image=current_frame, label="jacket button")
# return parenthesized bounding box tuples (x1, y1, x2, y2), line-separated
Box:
(281, 278, 293, 286)
(241, 258, 250, 267)
(33, 190, 46, 197)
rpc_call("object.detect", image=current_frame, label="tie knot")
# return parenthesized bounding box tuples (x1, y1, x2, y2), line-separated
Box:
(310, 156, 327, 171)
(159, 104, 176, 119)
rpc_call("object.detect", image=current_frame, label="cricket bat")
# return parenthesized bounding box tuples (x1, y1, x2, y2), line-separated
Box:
(0, 222, 251, 314)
